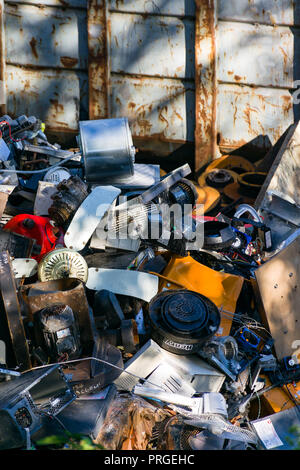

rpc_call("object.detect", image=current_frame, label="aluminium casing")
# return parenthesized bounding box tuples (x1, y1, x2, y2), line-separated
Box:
(79, 118, 135, 183)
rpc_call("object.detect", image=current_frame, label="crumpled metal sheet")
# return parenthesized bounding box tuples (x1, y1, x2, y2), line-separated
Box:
(94, 394, 172, 450)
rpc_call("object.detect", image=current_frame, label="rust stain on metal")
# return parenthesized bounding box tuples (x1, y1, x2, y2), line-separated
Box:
(60, 56, 78, 68)
(175, 112, 183, 121)
(195, 0, 217, 170)
(243, 106, 258, 133)
(88, 0, 108, 120)
(158, 106, 169, 126)
(136, 119, 152, 135)
(29, 37, 38, 59)
(282, 94, 292, 109)
(134, 133, 187, 145)
(218, 136, 248, 149)
(21, 279, 94, 347)
(279, 46, 288, 68)
(115, 0, 125, 9)
(49, 98, 64, 115)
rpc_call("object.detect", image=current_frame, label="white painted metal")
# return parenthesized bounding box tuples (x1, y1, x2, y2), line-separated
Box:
(218, 0, 300, 26)
(218, 21, 296, 88)
(34, 181, 57, 216)
(12, 258, 38, 278)
(217, 84, 294, 153)
(110, 0, 195, 16)
(86, 268, 159, 302)
(110, 12, 194, 79)
(110, 75, 195, 143)
(64, 185, 121, 251)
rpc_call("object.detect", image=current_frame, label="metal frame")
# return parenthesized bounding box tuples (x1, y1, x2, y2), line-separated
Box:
(195, 0, 217, 170)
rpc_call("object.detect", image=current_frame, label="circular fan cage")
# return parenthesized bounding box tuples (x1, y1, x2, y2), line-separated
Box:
(38, 248, 88, 283)
(168, 179, 198, 209)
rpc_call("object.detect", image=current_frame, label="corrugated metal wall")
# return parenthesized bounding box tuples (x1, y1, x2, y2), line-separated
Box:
(1, 0, 299, 168)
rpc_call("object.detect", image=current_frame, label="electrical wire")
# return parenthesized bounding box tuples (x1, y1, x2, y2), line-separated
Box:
(24, 356, 167, 391)
(0, 119, 27, 142)
(0, 152, 81, 174)
(219, 307, 273, 337)
(247, 360, 261, 420)
(284, 384, 300, 417)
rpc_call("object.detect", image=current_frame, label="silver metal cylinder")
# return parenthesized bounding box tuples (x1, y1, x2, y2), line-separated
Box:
(78, 118, 136, 183)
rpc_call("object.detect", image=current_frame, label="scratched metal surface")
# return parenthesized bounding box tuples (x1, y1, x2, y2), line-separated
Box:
(213, 0, 300, 160)
(218, 0, 300, 26)
(4, 0, 88, 134)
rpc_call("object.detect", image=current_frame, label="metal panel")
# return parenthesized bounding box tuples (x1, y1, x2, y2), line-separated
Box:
(5, 3, 88, 69)
(218, 0, 300, 26)
(6, 65, 88, 132)
(107, 3, 195, 152)
(109, 0, 195, 17)
(4, 0, 88, 134)
(110, 75, 194, 142)
(6, 0, 86, 6)
(218, 21, 296, 89)
(217, 84, 294, 155)
(211, 1, 300, 166)
(109, 12, 194, 79)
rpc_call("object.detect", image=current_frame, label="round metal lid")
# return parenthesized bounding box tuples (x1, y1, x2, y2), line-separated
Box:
(161, 291, 208, 334)
(38, 248, 88, 283)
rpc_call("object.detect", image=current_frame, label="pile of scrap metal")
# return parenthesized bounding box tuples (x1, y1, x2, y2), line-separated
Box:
(1, 116, 300, 451)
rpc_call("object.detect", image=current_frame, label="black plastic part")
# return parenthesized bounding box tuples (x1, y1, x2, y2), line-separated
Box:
(0, 228, 34, 259)
(32, 384, 117, 442)
(99, 319, 138, 354)
(203, 221, 236, 251)
(205, 169, 234, 189)
(149, 289, 221, 355)
(168, 178, 198, 209)
(93, 289, 125, 329)
(34, 304, 82, 362)
(238, 172, 267, 198)
(0, 411, 24, 450)
(142, 255, 168, 274)
(72, 338, 123, 396)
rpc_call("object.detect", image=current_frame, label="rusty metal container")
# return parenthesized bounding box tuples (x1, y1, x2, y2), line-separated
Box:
(0, 0, 299, 169)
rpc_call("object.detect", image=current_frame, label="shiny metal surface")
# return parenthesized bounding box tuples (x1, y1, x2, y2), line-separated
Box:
(79, 117, 135, 183)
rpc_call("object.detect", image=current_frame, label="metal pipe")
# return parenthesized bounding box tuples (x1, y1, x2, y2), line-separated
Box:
(234, 204, 262, 223)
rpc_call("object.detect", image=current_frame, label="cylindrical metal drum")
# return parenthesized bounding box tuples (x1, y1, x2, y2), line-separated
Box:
(78, 118, 136, 183)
